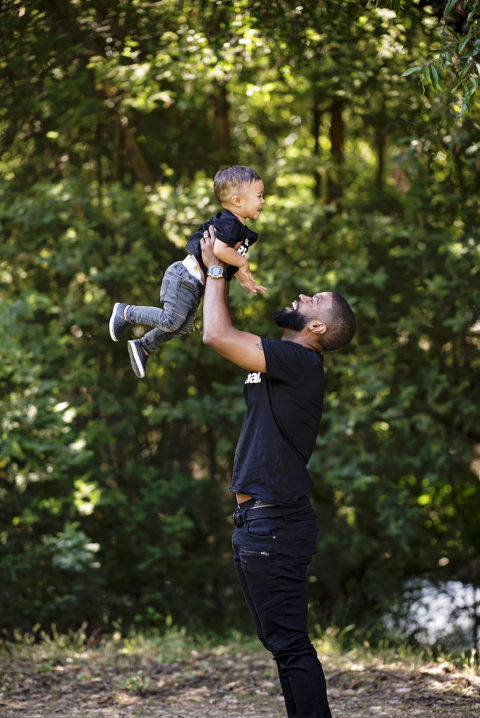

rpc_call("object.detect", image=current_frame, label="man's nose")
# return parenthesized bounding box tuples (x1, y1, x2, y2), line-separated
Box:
(298, 294, 309, 303)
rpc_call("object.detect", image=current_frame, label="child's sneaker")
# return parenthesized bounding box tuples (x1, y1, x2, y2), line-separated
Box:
(128, 339, 149, 378)
(109, 302, 129, 341)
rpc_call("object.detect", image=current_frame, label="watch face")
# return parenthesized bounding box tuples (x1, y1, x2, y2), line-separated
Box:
(209, 266, 223, 277)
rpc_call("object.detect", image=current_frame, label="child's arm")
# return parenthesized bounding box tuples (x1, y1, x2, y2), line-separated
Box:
(214, 238, 266, 295)
(213, 238, 246, 270)
(235, 265, 266, 295)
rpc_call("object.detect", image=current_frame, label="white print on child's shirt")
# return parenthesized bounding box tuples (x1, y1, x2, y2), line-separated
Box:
(245, 372, 262, 384)
(237, 239, 249, 257)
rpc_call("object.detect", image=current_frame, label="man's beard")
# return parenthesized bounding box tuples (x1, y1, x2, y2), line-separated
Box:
(273, 308, 308, 332)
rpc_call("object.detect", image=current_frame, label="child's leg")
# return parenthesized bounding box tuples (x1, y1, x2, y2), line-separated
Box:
(128, 261, 203, 354)
(141, 304, 198, 353)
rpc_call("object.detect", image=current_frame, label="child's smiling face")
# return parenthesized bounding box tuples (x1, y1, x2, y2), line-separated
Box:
(235, 179, 265, 222)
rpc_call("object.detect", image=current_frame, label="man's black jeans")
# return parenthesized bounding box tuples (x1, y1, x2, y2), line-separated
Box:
(232, 500, 332, 718)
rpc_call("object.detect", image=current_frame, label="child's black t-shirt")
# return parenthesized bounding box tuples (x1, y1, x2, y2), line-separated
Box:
(185, 209, 258, 281)
(230, 338, 324, 506)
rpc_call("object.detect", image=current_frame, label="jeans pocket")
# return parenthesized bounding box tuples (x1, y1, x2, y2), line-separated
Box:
(240, 548, 273, 560)
(293, 530, 318, 556)
(179, 277, 196, 293)
(159, 275, 170, 303)
(246, 517, 281, 537)
(238, 549, 283, 612)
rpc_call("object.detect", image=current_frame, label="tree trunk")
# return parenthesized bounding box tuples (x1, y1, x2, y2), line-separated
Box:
(375, 127, 386, 193)
(327, 98, 344, 204)
(211, 80, 231, 162)
(123, 124, 154, 187)
(312, 91, 323, 199)
(103, 82, 154, 186)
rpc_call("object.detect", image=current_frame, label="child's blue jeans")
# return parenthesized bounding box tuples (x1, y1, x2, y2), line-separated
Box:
(232, 500, 332, 718)
(126, 261, 205, 354)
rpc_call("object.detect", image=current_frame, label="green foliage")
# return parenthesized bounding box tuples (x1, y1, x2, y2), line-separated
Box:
(394, 0, 480, 118)
(1, 0, 479, 641)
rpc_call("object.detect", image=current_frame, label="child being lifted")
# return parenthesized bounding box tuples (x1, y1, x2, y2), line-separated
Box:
(109, 165, 266, 378)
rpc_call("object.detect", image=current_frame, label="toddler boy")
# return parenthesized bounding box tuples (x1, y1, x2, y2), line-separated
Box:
(109, 165, 266, 377)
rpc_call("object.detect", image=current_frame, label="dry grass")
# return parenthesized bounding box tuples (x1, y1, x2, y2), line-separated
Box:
(0, 626, 479, 717)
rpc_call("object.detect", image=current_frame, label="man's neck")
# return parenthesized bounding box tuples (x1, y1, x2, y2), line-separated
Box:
(280, 330, 322, 353)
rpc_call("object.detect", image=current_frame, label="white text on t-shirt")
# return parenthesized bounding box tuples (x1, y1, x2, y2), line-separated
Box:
(245, 372, 262, 384)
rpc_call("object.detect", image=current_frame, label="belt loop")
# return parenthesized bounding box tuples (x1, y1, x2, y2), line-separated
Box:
(232, 509, 244, 527)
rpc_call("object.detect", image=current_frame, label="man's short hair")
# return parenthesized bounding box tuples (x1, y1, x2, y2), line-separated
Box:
(322, 293, 356, 351)
(214, 166, 261, 203)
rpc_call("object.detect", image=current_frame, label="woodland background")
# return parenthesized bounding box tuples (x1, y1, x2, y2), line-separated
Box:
(1, 0, 480, 652)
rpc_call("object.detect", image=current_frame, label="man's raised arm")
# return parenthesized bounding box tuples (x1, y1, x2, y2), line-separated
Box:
(201, 227, 266, 373)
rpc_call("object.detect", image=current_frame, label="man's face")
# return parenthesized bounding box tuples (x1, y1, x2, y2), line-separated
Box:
(274, 292, 334, 331)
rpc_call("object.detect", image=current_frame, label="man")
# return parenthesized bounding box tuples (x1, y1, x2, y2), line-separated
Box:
(201, 228, 356, 718)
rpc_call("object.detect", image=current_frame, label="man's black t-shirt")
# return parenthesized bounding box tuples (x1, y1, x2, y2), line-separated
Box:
(185, 209, 258, 281)
(230, 338, 324, 506)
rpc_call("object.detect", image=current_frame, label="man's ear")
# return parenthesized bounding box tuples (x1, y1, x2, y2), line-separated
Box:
(230, 193, 243, 208)
(308, 319, 327, 336)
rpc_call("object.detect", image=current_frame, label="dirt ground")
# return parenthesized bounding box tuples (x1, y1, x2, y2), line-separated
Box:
(1, 637, 479, 717)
